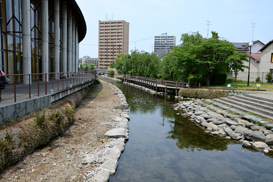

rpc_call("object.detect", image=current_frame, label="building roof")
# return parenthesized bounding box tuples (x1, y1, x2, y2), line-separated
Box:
(246, 53, 261, 61)
(231, 42, 249, 53)
(68, 0, 87, 42)
(259, 40, 273, 52)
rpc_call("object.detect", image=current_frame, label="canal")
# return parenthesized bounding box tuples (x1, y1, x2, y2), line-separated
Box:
(110, 82, 273, 182)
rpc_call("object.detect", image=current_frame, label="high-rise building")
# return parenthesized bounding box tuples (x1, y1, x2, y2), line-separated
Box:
(98, 20, 129, 69)
(154, 35, 176, 57)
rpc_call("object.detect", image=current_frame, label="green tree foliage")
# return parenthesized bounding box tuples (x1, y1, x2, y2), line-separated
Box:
(112, 50, 160, 78)
(226, 52, 249, 82)
(107, 69, 115, 77)
(80, 63, 96, 71)
(160, 32, 247, 85)
(266, 72, 272, 83)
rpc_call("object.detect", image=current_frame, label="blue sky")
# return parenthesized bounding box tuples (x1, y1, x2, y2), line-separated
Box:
(77, 0, 273, 58)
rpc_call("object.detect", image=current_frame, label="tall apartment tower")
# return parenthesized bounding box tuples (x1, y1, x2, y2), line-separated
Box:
(154, 35, 176, 57)
(98, 20, 129, 69)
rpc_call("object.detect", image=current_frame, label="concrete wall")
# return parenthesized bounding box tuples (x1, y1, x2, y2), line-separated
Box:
(260, 43, 273, 74)
(0, 80, 95, 125)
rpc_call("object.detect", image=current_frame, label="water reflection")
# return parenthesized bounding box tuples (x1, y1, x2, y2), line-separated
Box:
(110, 82, 273, 182)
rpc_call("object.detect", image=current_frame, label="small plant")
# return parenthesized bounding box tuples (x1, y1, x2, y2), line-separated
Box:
(65, 106, 74, 122)
(256, 77, 261, 83)
(107, 69, 115, 77)
(266, 72, 272, 83)
(49, 110, 63, 125)
(94, 79, 100, 84)
(34, 113, 46, 127)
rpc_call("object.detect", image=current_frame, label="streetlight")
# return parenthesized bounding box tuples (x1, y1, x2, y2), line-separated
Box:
(247, 41, 253, 86)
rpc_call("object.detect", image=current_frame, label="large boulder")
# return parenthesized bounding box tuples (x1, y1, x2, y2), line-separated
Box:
(223, 127, 241, 140)
(244, 130, 265, 142)
(252, 142, 269, 150)
(265, 134, 273, 145)
(234, 126, 249, 135)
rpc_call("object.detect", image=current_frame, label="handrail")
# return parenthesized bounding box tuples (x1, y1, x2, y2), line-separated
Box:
(0, 71, 95, 104)
(125, 74, 196, 89)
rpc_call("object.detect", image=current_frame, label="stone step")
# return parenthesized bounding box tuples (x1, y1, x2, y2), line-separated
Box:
(244, 94, 273, 103)
(230, 96, 273, 112)
(214, 97, 273, 120)
(237, 95, 273, 108)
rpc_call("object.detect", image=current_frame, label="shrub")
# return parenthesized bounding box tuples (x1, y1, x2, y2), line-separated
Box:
(34, 113, 46, 127)
(65, 106, 74, 122)
(107, 69, 115, 77)
(256, 77, 261, 83)
(266, 72, 272, 83)
(179, 89, 226, 99)
(49, 110, 63, 125)
(94, 79, 100, 84)
(210, 73, 227, 85)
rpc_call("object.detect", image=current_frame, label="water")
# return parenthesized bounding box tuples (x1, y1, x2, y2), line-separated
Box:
(110, 82, 273, 182)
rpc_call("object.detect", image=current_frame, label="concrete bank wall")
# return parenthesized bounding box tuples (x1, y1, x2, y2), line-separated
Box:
(0, 80, 94, 124)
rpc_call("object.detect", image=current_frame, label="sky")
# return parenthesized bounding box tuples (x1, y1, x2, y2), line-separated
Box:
(76, 0, 273, 58)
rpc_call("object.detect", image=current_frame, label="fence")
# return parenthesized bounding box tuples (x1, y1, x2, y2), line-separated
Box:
(0, 71, 95, 104)
(125, 75, 196, 94)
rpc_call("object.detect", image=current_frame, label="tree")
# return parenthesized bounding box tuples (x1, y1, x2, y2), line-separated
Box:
(80, 63, 95, 71)
(226, 52, 249, 82)
(266, 72, 272, 83)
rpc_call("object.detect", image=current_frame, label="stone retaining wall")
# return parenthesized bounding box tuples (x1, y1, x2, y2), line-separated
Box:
(174, 99, 273, 154)
(83, 80, 129, 182)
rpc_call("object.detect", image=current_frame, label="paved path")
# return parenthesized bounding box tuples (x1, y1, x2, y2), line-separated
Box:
(0, 73, 95, 105)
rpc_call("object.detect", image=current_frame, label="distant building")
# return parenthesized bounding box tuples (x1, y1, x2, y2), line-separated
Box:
(79, 56, 98, 68)
(154, 35, 176, 57)
(98, 20, 129, 69)
(231, 40, 266, 82)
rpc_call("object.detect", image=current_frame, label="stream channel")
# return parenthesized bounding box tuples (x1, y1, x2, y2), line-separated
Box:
(109, 81, 273, 182)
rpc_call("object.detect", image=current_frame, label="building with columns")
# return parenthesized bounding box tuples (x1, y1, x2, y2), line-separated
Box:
(0, 0, 86, 83)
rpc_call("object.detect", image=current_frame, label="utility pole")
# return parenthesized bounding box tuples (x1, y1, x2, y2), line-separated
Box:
(207, 20, 211, 38)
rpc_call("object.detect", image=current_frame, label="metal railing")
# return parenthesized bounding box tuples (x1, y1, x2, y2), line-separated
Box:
(0, 71, 96, 104)
(125, 75, 197, 91)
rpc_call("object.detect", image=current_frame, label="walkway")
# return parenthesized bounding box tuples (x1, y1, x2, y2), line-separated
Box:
(0, 73, 95, 104)
(125, 75, 197, 94)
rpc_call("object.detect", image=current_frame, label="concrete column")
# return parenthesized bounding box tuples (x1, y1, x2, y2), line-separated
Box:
(61, 1, 67, 76)
(72, 16, 75, 73)
(22, 0, 31, 84)
(67, 9, 73, 74)
(42, 0, 49, 82)
(76, 22, 79, 73)
(54, 0, 60, 79)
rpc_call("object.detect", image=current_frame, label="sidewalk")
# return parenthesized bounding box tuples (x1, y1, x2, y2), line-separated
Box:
(0, 73, 95, 104)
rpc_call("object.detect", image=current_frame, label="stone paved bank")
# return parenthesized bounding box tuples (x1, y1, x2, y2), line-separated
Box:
(174, 99, 273, 154)
(83, 80, 129, 182)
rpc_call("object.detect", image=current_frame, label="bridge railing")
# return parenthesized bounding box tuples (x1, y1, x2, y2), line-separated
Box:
(125, 75, 196, 89)
(0, 71, 96, 104)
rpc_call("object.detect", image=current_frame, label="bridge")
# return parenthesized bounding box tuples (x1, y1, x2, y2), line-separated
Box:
(124, 75, 197, 95)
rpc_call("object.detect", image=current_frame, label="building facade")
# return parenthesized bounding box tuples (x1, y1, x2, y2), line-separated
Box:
(98, 20, 129, 69)
(154, 35, 176, 57)
(79, 56, 98, 68)
(0, 0, 86, 83)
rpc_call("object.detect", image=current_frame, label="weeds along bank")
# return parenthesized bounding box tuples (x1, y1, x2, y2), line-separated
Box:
(0, 85, 93, 172)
